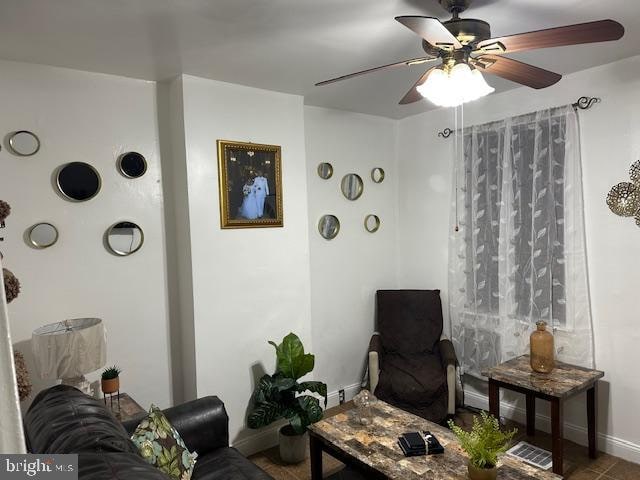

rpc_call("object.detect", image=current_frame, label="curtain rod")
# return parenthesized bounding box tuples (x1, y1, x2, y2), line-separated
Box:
(437, 96, 601, 138)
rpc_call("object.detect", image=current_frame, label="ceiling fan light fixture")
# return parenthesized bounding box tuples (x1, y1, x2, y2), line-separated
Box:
(416, 63, 494, 107)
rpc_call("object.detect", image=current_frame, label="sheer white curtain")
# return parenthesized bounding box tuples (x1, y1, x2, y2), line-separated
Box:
(448, 105, 594, 378)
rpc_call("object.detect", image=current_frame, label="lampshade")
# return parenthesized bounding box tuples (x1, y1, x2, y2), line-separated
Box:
(417, 64, 495, 108)
(32, 318, 106, 392)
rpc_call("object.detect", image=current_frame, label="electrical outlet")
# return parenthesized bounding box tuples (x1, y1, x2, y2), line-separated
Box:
(339, 389, 345, 404)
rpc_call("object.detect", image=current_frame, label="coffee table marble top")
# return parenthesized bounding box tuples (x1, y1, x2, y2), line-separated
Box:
(309, 400, 560, 480)
(483, 355, 604, 398)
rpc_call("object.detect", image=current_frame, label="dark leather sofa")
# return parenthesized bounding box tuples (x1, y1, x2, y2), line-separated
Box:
(24, 385, 273, 480)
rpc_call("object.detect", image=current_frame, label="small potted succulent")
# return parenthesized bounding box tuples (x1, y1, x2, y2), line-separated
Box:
(448, 411, 517, 480)
(247, 333, 327, 464)
(101, 365, 122, 395)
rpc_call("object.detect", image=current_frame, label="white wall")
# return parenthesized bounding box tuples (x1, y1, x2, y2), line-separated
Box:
(397, 55, 640, 461)
(178, 76, 313, 448)
(304, 106, 399, 397)
(0, 60, 173, 409)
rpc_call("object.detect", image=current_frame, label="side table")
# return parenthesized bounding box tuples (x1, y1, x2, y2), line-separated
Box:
(484, 355, 604, 476)
(106, 392, 146, 422)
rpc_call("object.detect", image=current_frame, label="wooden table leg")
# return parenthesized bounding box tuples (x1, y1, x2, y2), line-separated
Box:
(587, 384, 597, 459)
(488, 379, 500, 421)
(551, 397, 564, 476)
(526, 393, 536, 436)
(310, 433, 323, 480)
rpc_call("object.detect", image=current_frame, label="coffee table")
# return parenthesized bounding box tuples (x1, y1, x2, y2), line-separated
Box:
(484, 355, 604, 476)
(309, 400, 561, 480)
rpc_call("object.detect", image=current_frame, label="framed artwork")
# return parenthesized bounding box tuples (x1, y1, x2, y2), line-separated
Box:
(217, 140, 283, 229)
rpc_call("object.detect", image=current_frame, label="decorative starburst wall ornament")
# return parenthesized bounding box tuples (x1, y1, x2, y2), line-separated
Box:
(607, 160, 640, 226)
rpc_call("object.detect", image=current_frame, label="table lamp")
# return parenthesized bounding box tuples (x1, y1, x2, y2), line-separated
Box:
(32, 318, 106, 395)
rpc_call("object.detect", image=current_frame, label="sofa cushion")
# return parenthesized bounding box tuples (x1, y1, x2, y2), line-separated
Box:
(131, 405, 197, 480)
(79, 453, 171, 480)
(191, 448, 273, 480)
(25, 384, 138, 455)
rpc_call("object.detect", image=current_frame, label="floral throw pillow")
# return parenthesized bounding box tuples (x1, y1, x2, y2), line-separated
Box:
(131, 405, 197, 480)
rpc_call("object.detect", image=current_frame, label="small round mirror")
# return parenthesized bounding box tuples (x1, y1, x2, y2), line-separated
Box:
(364, 214, 381, 233)
(317, 163, 333, 180)
(318, 215, 340, 240)
(371, 168, 385, 184)
(341, 173, 363, 201)
(56, 162, 101, 202)
(9, 131, 40, 156)
(118, 152, 147, 178)
(105, 222, 144, 256)
(28, 223, 59, 248)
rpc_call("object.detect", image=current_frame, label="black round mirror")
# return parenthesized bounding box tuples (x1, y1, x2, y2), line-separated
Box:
(56, 162, 101, 202)
(118, 152, 147, 178)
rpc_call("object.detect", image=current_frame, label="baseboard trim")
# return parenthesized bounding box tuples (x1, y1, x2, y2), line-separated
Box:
(233, 382, 362, 457)
(464, 390, 640, 464)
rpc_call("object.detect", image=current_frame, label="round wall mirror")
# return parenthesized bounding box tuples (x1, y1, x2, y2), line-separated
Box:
(9, 131, 40, 156)
(28, 223, 59, 248)
(317, 163, 333, 180)
(318, 215, 340, 240)
(341, 173, 364, 201)
(105, 222, 144, 256)
(56, 162, 101, 202)
(364, 214, 381, 233)
(118, 152, 147, 178)
(371, 168, 385, 183)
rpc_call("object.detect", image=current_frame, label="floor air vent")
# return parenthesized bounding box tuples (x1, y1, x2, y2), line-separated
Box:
(506, 441, 553, 470)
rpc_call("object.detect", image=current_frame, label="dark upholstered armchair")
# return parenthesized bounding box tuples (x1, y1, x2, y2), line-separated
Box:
(368, 290, 458, 424)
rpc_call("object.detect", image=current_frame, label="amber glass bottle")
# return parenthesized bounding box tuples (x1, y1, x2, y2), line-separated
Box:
(530, 321, 555, 373)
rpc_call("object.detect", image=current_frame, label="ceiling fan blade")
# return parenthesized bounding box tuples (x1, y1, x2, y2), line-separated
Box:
(315, 56, 437, 86)
(399, 66, 437, 105)
(395, 16, 462, 50)
(475, 55, 561, 89)
(476, 19, 624, 54)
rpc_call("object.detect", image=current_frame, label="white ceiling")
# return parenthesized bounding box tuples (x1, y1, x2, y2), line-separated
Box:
(0, 0, 637, 119)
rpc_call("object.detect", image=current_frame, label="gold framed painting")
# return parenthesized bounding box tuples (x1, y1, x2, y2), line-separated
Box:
(217, 140, 283, 229)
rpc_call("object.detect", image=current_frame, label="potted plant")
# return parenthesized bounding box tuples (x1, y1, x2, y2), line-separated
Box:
(248, 333, 327, 464)
(101, 365, 122, 395)
(448, 411, 517, 480)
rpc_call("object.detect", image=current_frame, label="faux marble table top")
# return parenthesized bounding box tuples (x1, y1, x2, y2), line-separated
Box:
(483, 355, 604, 398)
(309, 400, 560, 480)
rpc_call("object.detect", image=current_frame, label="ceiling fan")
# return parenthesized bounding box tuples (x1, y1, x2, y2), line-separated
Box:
(315, 0, 624, 106)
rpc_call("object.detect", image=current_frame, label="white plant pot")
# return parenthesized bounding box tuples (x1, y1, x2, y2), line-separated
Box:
(279, 425, 308, 464)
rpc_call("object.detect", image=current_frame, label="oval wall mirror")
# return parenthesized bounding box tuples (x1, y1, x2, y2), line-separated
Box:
(371, 167, 385, 184)
(317, 162, 333, 180)
(56, 162, 101, 202)
(28, 223, 59, 248)
(9, 131, 40, 156)
(364, 214, 381, 233)
(118, 152, 148, 178)
(318, 215, 340, 240)
(105, 221, 144, 256)
(341, 173, 363, 201)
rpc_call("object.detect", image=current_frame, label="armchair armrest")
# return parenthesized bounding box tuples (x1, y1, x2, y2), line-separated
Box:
(368, 333, 382, 394)
(123, 396, 229, 455)
(438, 338, 457, 369)
(438, 339, 458, 416)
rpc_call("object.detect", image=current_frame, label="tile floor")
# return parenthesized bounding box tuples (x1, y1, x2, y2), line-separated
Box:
(248, 402, 640, 480)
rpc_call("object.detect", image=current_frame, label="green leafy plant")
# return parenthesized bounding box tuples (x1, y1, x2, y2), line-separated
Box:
(448, 411, 517, 469)
(248, 333, 327, 435)
(101, 365, 122, 380)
